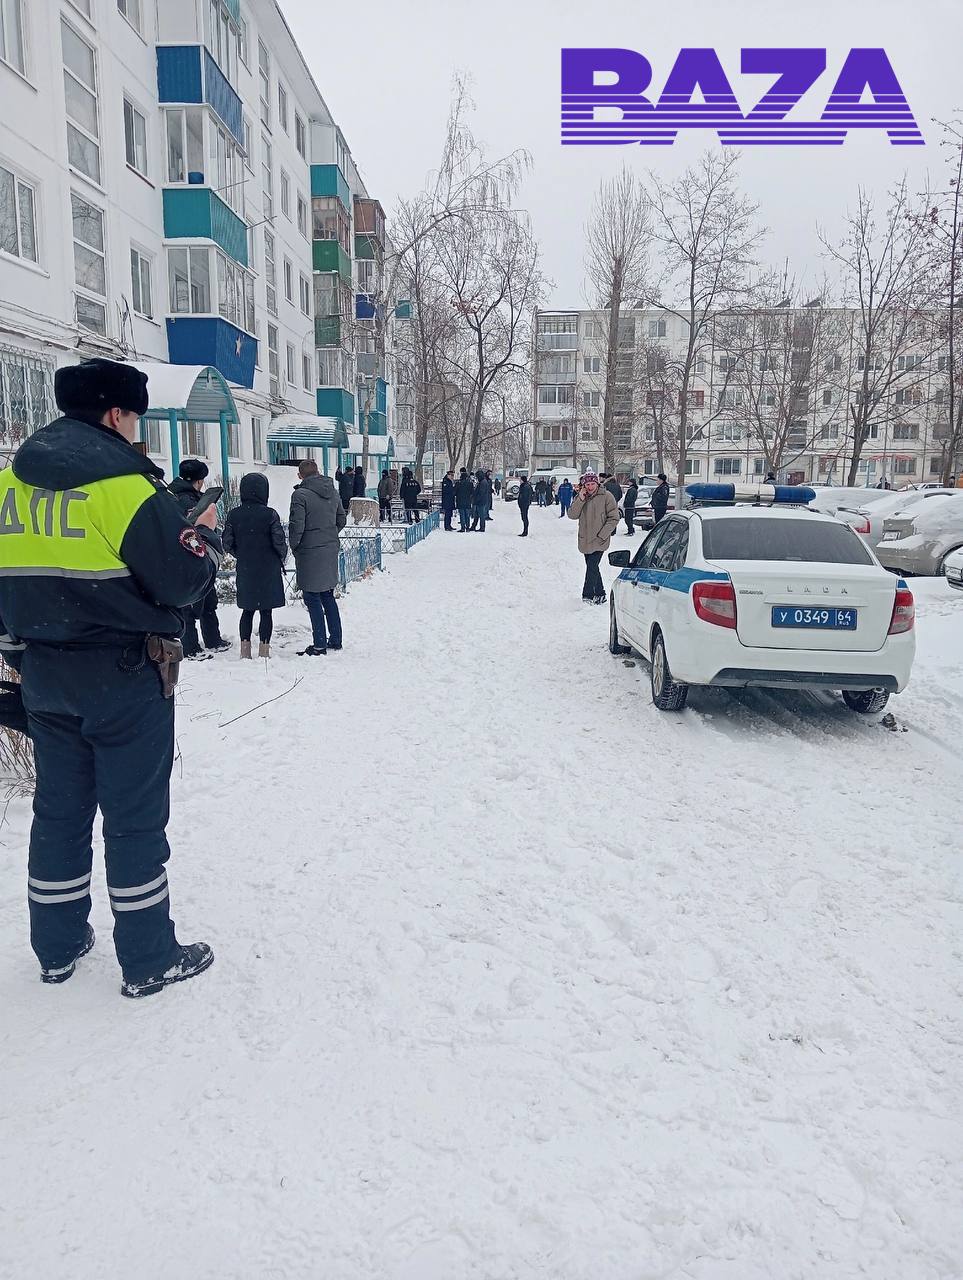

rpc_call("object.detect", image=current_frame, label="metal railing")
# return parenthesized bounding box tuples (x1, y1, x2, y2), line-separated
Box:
(338, 531, 382, 588)
(377, 509, 440, 553)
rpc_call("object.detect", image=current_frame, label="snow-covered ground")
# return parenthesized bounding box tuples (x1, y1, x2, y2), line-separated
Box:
(1, 505, 961, 1280)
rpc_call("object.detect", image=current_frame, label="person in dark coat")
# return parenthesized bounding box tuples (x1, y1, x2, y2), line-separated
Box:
(168, 459, 230, 659)
(493, 476, 502, 497)
(352, 465, 366, 498)
(222, 472, 287, 658)
(400, 467, 421, 524)
(517, 475, 534, 536)
(485, 470, 495, 520)
(651, 473, 670, 523)
(454, 468, 473, 532)
(603, 473, 623, 504)
(622, 478, 638, 536)
(764, 471, 777, 485)
(377, 470, 392, 523)
(338, 466, 355, 516)
(535, 478, 547, 508)
(441, 470, 456, 531)
(289, 460, 346, 656)
(472, 469, 493, 532)
(557, 477, 574, 518)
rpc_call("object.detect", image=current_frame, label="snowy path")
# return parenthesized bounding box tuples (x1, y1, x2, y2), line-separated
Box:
(1, 506, 961, 1280)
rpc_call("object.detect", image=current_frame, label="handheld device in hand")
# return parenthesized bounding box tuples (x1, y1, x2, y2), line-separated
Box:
(190, 486, 224, 523)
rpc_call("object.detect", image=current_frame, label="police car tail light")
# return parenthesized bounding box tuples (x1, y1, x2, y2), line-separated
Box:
(692, 581, 737, 629)
(888, 586, 915, 635)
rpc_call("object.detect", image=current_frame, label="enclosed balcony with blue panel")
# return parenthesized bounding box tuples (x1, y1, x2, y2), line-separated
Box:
(166, 317, 257, 389)
(310, 165, 351, 212)
(156, 47, 243, 147)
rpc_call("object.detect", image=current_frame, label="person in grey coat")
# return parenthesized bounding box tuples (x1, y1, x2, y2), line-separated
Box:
(288, 459, 346, 656)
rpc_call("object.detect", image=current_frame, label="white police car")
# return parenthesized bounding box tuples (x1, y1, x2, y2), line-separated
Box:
(607, 483, 916, 713)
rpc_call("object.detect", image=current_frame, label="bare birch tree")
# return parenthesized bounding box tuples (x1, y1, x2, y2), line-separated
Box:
(923, 119, 963, 484)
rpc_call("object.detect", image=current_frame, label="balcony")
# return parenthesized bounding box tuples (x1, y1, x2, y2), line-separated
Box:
(315, 314, 343, 347)
(156, 47, 243, 146)
(166, 317, 256, 389)
(354, 197, 385, 246)
(310, 165, 351, 212)
(316, 387, 355, 424)
(394, 300, 412, 320)
(536, 437, 575, 457)
(537, 333, 578, 351)
(163, 188, 248, 267)
(354, 234, 378, 261)
(312, 239, 352, 285)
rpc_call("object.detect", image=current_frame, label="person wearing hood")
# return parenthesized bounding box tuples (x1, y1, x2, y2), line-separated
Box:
(222, 473, 287, 658)
(557, 477, 574, 517)
(454, 467, 473, 532)
(472, 469, 493, 531)
(567, 469, 620, 603)
(0, 358, 220, 997)
(441, 470, 456, 530)
(377, 470, 392, 523)
(289, 459, 346, 656)
(169, 459, 230, 659)
(400, 467, 421, 524)
(338, 466, 355, 517)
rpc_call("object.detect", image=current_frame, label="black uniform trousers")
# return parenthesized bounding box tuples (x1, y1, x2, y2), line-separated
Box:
(21, 644, 179, 983)
(181, 586, 223, 655)
(519, 504, 530, 535)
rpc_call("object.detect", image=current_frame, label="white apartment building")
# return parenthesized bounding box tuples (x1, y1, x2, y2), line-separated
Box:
(0, 0, 398, 494)
(533, 308, 958, 487)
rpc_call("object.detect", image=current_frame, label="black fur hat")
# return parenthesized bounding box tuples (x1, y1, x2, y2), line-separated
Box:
(55, 359, 149, 417)
(179, 459, 209, 483)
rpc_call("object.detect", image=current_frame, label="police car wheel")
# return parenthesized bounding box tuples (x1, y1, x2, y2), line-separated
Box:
(841, 688, 890, 715)
(650, 632, 688, 711)
(609, 600, 630, 655)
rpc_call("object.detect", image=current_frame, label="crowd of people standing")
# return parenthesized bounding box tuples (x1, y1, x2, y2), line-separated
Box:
(440, 468, 497, 533)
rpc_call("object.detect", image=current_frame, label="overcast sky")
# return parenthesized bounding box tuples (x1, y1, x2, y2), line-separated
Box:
(283, 0, 958, 308)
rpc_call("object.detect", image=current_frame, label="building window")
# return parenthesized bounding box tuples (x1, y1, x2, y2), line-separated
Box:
(168, 245, 211, 313)
(297, 193, 308, 238)
(286, 342, 296, 384)
(295, 113, 306, 159)
(937, 355, 948, 373)
(208, 118, 243, 213)
(62, 19, 101, 184)
(582, 390, 600, 408)
(123, 98, 148, 176)
(71, 193, 107, 334)
(277, 82, 289, 133)
(894, 457, 917, 476)
(251, 415, 264, 461)
(537, 385, 574, 405)
(717, 422, 741, 441)
(892, 423, 919, 441)
(261, 133, 273, 220)
(299, 273, 311, 316)
(718, 390, 743, 409)
(227, 420, 241, 459)
(0, 348, 55, 442)
(117, 0, 142, 34)
(144, 419, 163, 454)
(684, 459, 699, 476)
(896, 354, 923, 371)
(0, 0, 26, 76)
(648, 318, 666, 338)
(215, 250, 254, 331)
(207, 1, 237, 84)
(263, 229, 277, 315)
(819, 424, 839, 441)
(686, 389, 705, 409)
(165, 107, 204, 184)
(312, 195, 350, 251)
(283, 257, 293, 303)
(302, 352, 312, 391)
(280, 168, 290, 218)
(0, 163, 38, 264)
(583, 356, 600, 374)
(929, 455, 943, 475)
(129, 246, 152, 318)
(258, 39, 271, 127)
(714, 457, 741, 476)
(181, 420, 207, 457)
(822, 388, 833, 406)
(895, 388, 922, 407)
(237, 14, 249, 66)
(267, 323, 279, 395)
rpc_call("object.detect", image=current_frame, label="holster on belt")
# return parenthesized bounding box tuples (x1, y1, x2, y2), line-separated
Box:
(146, 635, 183, 699)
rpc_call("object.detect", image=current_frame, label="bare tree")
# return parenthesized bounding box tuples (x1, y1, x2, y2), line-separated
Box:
(648, 152, 766, 496)
(584, 169, 651, 471)
(820, 180, 937, 485)
(924, 119, 963, 484)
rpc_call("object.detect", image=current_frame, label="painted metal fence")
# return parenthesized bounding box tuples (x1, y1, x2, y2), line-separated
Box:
(379, 510, 440, 554)
(338, 532, 382, 589)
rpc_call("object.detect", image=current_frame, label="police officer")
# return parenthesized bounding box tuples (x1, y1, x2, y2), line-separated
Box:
(0, 359, 220, 998)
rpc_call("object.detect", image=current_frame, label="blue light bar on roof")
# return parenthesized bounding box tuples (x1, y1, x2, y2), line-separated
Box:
(686, 483, 816, 505)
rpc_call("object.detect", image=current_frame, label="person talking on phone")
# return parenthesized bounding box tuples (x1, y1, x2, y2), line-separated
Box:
(567, 469, 620, 603)
(0, 359, 221, 997)
(169, 459, 231, 658)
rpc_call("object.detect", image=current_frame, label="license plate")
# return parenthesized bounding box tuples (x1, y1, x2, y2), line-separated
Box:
(880, 531, 900, 542)
(771, 606, 857, 630)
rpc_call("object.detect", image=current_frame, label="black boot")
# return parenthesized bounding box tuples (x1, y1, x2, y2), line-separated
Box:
(121, 942, 214, 999)
(40, 924, 95, 985)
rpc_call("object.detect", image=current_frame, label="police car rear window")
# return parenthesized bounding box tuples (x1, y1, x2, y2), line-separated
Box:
(701, 517, 874, 565)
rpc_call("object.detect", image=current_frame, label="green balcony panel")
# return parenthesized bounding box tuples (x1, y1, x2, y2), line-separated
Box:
(163, 187, 248, 267)
(394, 300, 412, 320)
(316, 387, 356, 424)
(310, 164, 350, 211)
(360, 409, 387, 436)
(315, 314, 342, 347)
(312, 239, 352, 285)
(354, 234, 377, 261)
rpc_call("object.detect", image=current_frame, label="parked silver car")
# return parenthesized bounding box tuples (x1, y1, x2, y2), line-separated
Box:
(836, 489, 956, 550)
(943, 545, 963, 590)
(807, 486, 895, 518)
(875, 492, 963, 576)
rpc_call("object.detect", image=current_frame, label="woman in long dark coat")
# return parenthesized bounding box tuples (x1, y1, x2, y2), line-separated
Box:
(222, 473, 288, 658)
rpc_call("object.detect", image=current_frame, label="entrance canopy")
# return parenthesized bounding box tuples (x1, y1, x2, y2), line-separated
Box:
(135, 363, 239, 423)
(344, 432, 394, 459)
(267, 413, 349, 451)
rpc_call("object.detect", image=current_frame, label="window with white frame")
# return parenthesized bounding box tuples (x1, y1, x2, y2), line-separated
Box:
(648, 318, 666, 338)
(537, 385, 574, 405)
(295, 114, 306, 159)
(129, 246, 152, 318)
(210, 118, 243, 212)
(71, 193, 107, 334)
(583, 356, 600, 374)
(251, 416, 264, 461)
(299, 273, 310, 316)
(892, 423, 919, 441)
(297, 192, 308, 238)
(302, 352, 312, 391)
(894, 457, 917, 476)
(237, 14, 249, 66)
(714, 457, 741, 475)
(277, 83, 289, 133)
(822, 388, 833, 406)
(0, 0, 26, 76)
(242, 114, 254, 172)
(258, 39, 270, 127)
(582, 319, 597, 339)
(267, 323, 279, 394)
(62, 19, 101, 184)
(937, 355, 948, 373)
(819, 423, 839, 441)
(144, 419, 163, 454)
(123, 98, 148, 176)
(280, 168, 290, 218)
(283, 257, 293, 304)
(168, 245, 211, 313)
(263, 229, 277, 315)
(118, 0, 143, 34)
(718, 390, 743, 409)
(582, 390, 600, 408)
(286, 342, 296, 384)
(215, 250, 254, 331)
(684, 459, 699, 476)
(717, 422, 741, 441)
(579, 422, 598, 441)
(929, 455, 942, 475)
(69, 1, 92, 20)
(227, 420, 241, 458)
(207, 1, 237, 84)
(165, 107, 204, 184)
(0, 162, 38, 263)
(261, 134, 273, 220)
(181, 420, 207, 456)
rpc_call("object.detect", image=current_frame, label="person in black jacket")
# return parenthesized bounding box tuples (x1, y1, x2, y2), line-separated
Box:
(352, 465, 367, 498)
(377, 470, 392, 523)
(169, 459, 230, 659)
(651, 473, 670, 523)
(603, 473, 623, 504)
(222, 473, 287, 658)
(441, 470, 456, 530)
(622, 478, 638, 536)
(338, 466, 355, 517)
(400, 467, 421, 523)
(0, 359, 219, 997)
(472, 469, 493, 531)
(517, 475, 534, 536)
(454, 468, 473, 531)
